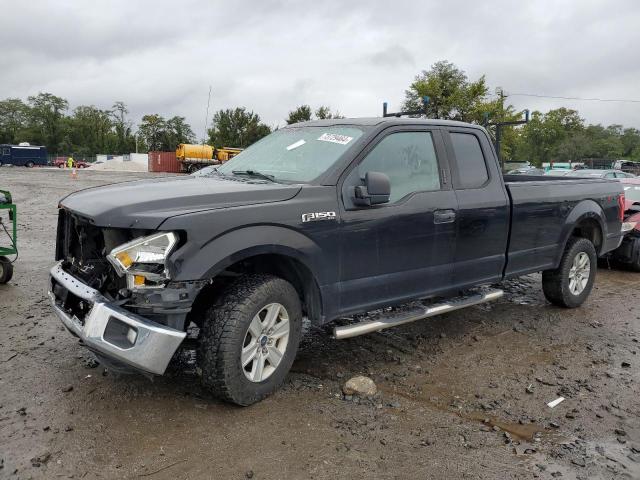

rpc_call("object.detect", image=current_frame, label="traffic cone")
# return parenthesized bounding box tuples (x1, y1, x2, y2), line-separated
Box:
(71, 167, 77, 180)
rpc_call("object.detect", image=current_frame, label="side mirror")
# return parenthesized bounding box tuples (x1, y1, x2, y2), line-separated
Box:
(353, 171, 390, 206)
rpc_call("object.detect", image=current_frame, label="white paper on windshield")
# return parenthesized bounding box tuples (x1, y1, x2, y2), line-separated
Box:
(317, 133, 353, 145)
(286, 139, 306, 151)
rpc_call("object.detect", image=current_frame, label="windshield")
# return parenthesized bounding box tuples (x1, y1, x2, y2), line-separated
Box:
(217, 126, 364, 182)
(624, 184, 640, 202)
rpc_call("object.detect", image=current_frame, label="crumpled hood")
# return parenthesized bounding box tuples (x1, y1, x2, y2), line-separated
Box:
(60, 175, 302, 229)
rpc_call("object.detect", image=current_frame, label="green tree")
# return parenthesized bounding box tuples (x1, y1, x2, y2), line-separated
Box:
(165, 116, 195, 150)
(0, 98, 29, 144)
(315, 105, 343, 120)
(27, 92, 69, 151)
(286, 105, 312, 125)
(138, 114, 167, 151)
(69, 105, 114, 156)
(402, 60, 490, 122)
(621, 128, 640, 159)
(582, 124, 624, 159)
(514, 108, 584, 166)
(285, 105, 344, 124)
(111, 101, 135, 154)
(208, 108, 271, 148)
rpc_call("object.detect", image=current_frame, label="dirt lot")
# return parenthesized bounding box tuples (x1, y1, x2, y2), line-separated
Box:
(1, 168, 639, 479)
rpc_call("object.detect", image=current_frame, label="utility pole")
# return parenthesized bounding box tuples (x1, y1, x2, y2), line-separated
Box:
(203, 86, 212, 146)
(495, 87, 505, 165)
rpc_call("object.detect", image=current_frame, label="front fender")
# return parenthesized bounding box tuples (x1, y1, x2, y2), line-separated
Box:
(170, 225, 325, 283)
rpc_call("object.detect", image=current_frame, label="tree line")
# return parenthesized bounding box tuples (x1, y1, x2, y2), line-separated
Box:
(401, 61, 640, 165)
(1, 62, 639, 165)
(0, 94, 198, 156)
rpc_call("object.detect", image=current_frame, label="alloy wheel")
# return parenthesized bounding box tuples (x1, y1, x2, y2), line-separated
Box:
(241, 303, 290, 382)
(568, 252, 590, 295)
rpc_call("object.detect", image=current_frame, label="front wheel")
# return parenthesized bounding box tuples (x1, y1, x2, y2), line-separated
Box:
(25, 161, 34, 168)
(198, 274, 302, 406)
(542, 237, 597, 308)
(0, 257, 14, 284)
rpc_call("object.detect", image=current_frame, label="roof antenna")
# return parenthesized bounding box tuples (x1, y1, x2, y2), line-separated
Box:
(202, 85, 212, 145)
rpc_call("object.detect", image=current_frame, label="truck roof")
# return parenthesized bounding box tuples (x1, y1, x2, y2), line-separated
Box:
(288, 117, 486, 130)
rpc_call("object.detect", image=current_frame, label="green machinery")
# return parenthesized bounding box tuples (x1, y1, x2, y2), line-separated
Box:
(0, 189, 17, 284)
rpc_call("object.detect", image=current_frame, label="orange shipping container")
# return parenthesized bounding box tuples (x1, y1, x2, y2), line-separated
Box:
(148, 151, 180, 173)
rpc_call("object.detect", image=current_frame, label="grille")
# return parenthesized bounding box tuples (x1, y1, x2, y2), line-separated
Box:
(55, 209, 127, 294)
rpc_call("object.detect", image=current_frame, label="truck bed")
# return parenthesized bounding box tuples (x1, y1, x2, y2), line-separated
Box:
(502, 175, 622, 278)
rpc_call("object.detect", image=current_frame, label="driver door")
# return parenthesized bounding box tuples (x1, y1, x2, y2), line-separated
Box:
(337, 127, 458, 315)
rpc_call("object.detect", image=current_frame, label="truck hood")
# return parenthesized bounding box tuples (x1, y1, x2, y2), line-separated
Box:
(60, 175, 302, 229)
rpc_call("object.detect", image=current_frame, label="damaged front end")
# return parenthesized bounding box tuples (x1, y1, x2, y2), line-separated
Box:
(49, 209, 204, 374)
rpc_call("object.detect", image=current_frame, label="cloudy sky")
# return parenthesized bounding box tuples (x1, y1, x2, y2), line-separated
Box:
(2, 0, 640, 136)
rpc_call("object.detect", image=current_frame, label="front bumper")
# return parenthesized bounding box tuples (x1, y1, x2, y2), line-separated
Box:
(48, 262, 186, 375)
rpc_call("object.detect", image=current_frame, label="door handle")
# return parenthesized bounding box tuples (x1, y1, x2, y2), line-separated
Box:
(434, 209, 456, 224)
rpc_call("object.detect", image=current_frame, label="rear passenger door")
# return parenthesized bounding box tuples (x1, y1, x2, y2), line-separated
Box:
(338, 127, 458, 314)
(444, 128, 510, 288)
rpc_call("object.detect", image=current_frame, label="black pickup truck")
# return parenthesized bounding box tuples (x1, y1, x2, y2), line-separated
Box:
(50, 118, 625, 405)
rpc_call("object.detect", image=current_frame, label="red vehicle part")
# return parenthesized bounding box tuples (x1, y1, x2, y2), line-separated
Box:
(607, 179, 640, 270)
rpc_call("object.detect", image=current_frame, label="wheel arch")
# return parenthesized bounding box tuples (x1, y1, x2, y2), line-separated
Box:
(176, 225, 327, 325)
(556, 200, 607, 265)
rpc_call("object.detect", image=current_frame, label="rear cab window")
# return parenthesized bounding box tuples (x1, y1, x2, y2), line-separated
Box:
(449, 132, 489, 189)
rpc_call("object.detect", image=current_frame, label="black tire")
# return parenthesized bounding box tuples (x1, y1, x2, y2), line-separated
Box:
(0, 256, 14, 284)
(542, 237, 597, 308)
(58, 164, 64, 168)
(199, 274, 302, 406)
(25, 161, 34, 168)
(627, 237, 640, 272)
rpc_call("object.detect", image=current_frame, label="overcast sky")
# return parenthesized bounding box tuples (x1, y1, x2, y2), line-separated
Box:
(2, 0, 639, 136)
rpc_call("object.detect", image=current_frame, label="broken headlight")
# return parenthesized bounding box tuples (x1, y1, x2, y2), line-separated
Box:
(107, 232, 178, 289)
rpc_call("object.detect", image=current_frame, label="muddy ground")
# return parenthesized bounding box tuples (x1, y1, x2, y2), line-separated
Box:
(0, 168, 639, 479)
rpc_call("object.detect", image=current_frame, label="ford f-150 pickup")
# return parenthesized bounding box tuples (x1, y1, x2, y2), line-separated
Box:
(49, 117, 626, 405)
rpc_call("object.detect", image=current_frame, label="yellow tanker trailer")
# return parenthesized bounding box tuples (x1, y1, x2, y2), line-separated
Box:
(176, 144, 243, 173)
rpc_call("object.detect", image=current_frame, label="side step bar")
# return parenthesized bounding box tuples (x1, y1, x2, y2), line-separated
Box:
(333, 289, 504, 340)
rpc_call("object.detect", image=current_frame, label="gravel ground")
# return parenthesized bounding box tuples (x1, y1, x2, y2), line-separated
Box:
(1, 168, 639, 479)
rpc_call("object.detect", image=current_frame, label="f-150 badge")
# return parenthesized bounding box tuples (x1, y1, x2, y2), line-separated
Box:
(301, 211, 337, 223)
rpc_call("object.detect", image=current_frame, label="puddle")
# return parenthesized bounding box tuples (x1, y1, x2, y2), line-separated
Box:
(381, 383, 567, 445)
(464, 411, 543, 441)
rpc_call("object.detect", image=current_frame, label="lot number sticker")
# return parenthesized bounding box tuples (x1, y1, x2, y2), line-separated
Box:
(317, 133, 353, 145)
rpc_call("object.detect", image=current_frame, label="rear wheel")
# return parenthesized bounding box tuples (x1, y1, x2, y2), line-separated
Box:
(25, 161, 34, 168)
(0, 257, 14, 284)
(542, 237, 597, 308)
(198, 274, 302, 405)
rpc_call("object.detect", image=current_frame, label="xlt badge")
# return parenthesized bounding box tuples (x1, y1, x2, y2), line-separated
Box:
(301, 211, 337, 223)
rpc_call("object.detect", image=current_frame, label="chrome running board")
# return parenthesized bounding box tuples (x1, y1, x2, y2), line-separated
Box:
(333, 289, 504, 340)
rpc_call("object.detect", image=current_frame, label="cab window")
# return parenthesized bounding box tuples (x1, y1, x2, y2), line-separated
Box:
(356, 131, 440, 203)
(450, 133, 489, 189)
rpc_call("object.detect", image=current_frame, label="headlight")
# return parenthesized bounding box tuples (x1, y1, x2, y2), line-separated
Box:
(107, 232, 178, 288)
